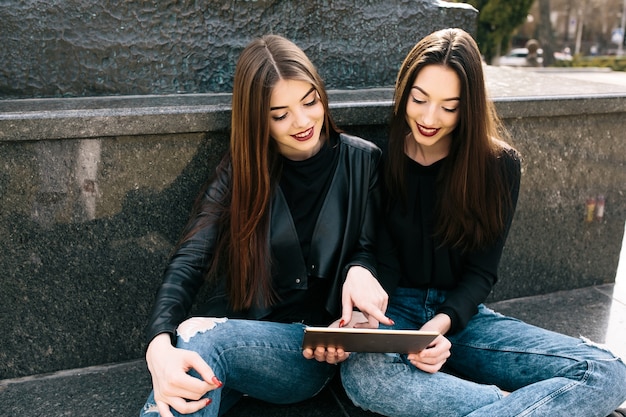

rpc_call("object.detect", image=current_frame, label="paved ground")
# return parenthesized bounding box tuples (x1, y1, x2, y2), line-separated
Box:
(533, 67, 626, 87)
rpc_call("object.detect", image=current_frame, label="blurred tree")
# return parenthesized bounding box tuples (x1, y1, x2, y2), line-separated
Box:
(451, 0, 535, 62)
(538, 0, 556, 66)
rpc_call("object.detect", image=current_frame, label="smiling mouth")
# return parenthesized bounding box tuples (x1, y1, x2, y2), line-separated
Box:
(292, 127, 314, 142)
(417, 124, 440, 138)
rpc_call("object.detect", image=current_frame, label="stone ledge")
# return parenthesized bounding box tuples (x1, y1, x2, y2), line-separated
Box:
(1, 68, 626, 142)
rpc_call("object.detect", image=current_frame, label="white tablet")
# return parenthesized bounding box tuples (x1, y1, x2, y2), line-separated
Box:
(302, 326, 439, 353)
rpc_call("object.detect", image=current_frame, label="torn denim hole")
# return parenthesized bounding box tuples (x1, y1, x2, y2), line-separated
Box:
(177, 317, 228, 343)
(142, 402, 159, 414)
(580, 336, 626, 364)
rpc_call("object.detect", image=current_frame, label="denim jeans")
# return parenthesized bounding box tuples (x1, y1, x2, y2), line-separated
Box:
(341, 287, 626, 417)
(140, 318, 336, 417)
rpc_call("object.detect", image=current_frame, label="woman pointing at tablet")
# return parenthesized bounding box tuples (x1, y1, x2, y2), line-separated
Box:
(139, 34, 391, 417)
(341, 28, 626, 417)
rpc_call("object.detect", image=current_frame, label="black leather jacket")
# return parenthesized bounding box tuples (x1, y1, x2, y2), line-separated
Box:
(145, 133, 381, 343)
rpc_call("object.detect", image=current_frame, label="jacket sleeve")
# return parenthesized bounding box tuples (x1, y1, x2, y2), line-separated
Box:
(341, 143, 382, 281)
(436, 149, 522, 333)
(372, 218, 402, 294)
(144, 164, 231, 345)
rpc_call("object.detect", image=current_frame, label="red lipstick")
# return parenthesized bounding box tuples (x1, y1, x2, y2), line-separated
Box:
(417, 123, 439, 138)
(292, 127, 314, 142)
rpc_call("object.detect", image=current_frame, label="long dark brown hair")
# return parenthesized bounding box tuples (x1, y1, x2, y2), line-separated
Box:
(181, 35, 339, 311)
(386, 28, 516, 252)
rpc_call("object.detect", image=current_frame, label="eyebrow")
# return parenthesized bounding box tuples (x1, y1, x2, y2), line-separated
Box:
(412, 86, 460, 102)
(270, 87, 317, 111)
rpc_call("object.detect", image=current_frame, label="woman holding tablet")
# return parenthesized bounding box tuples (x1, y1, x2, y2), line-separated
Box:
(139, 34, 390, 417)
(341, 28, 626, 417)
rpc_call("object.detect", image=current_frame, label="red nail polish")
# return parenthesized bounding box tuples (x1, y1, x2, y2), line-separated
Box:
(339, 319, 345, 328)
(211, 376, 223, 387)
(389, 319, 395, 325)
(205, 398, 212, 406)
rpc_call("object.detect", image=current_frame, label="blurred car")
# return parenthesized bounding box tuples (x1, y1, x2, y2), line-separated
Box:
(498, 48, 543, 66)
(498, 48, 572, 67)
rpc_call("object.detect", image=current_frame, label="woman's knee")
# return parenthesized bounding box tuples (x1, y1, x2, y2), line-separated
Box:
(341, 353, 400, 406)
(596, 355, 626, 400)
(574, 340, 626, 405)
(341, 354, 373, 408)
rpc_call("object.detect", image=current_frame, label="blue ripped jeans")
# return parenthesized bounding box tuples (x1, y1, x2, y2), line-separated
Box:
(140, 319, 336, 417)
(341, 287, 626, 417)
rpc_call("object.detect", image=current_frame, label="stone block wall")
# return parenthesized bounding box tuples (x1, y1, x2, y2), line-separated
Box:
(0, 0, 477, 99)
(497, 105, 625, 300)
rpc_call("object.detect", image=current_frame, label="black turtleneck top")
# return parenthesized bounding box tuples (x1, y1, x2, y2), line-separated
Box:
(270, 139, 340, 325)
(377, 149, 521, 333)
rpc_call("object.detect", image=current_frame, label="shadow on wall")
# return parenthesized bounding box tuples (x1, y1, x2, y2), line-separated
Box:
(0, 134, 227, 379)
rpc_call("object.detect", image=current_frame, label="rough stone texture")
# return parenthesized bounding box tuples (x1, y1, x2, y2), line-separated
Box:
(481, 67, 626, 301)
(0, 132, 229, 379)
(0, 0, 477, 99)
(495, 111, 626, 300)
